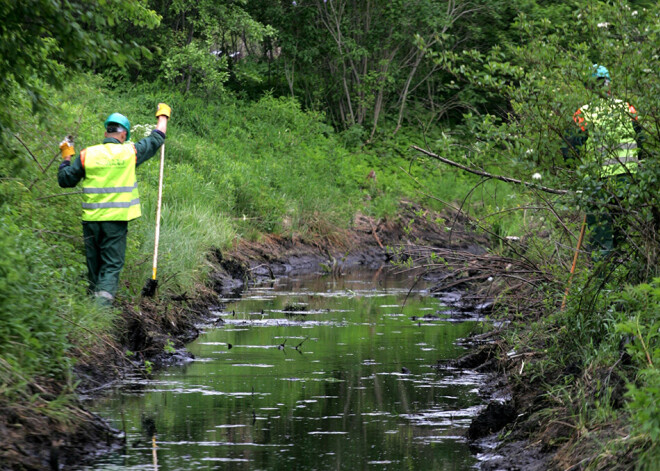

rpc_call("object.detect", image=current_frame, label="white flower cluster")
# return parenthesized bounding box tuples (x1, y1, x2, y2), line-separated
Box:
(132, 123, 157, 138)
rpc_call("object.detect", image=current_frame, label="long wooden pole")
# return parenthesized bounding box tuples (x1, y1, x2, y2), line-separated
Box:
(561, 214, 587, 311)
(151, 143, 165, 282)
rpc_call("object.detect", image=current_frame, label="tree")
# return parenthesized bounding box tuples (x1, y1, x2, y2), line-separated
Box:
(245, 1, 522, 138)
(118, 0, 274, 95)
(0, 0, 160, 154)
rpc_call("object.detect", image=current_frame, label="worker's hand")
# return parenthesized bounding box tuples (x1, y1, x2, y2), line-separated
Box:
(155, 103, 171, 119)
(59, 137, 75, 160)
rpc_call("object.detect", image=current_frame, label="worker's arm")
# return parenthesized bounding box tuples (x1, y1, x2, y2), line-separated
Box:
(628, 104, 647, 160)
(57, 139, 85, 187)
(561, 108, 588, 162)
(156, 113, 168, 135)
(135, 104, 170, 167)
(135, 130, 166, 167)
(57, 156, 85, 188)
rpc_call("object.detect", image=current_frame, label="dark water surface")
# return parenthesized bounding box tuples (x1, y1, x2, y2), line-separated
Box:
(84, 270, 486, 470)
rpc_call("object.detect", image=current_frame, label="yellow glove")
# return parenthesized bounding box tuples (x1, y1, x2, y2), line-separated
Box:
(59, 137, 75, 159)
(156, 103, 171, 118)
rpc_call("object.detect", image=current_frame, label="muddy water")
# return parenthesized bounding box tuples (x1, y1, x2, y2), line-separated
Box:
(84, 270, 486, 470)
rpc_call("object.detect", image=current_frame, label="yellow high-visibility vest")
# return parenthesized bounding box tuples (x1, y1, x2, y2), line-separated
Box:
(80, 143, 141, 221)
(574, 98, 639, 177)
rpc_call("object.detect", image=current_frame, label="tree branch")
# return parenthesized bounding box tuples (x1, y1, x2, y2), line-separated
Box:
(411, 145, 569, 195)
(14, 134, 44, 172)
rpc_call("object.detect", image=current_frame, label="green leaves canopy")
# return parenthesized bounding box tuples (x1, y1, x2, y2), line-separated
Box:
(0, 0, 159, 150)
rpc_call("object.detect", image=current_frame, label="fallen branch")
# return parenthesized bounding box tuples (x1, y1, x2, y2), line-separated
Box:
(411, 145, 569, 195)
(368, 218, 384, 249)
(398, 166, 541, 268)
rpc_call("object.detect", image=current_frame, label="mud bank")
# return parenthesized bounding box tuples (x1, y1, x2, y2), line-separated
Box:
(208, 205, 487, 297)
(447, 337, 554, 471)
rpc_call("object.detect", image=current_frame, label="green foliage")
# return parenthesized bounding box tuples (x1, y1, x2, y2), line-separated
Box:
(162, 40, 229, 95)
(424, 0, 660, 278)
(0, 0, 159, 151)
(0, 189, 72, 396)
(114, 0, 275, 94)
(614, 279, 660, 468)
(246, 0, 520, 133)
(164, 339, 176, 354)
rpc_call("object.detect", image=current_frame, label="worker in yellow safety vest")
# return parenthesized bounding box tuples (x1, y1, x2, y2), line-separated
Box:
(564, 65, 645, 258)
(58, 103, 171, 305)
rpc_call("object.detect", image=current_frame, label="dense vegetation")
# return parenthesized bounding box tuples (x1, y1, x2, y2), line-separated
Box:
(1, 0, 659, 468)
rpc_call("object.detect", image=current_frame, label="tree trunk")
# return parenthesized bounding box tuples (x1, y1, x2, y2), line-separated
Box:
(394, 49, 427, 135)
(185, 65, 193, 94)
(370, 49, 397, 140)
(285, 60, 295, 98)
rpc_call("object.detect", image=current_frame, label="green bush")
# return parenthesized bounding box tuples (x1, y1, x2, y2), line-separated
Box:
(612, 279, 660, 469)
(0, 194, 71, 395)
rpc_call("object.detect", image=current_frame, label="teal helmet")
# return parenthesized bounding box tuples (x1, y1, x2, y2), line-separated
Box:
(104, 112, 131, 141)
(591, 64, 611, 80)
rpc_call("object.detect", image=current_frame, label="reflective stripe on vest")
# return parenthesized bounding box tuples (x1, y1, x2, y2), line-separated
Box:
(82, 198, 141, 209)
(81, 143, 141, 221)
(83, 182, 138, 194)
(576, 99, 639, 177)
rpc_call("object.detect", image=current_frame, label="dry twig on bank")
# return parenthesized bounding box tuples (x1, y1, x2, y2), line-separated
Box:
(396, 244, 557, 317)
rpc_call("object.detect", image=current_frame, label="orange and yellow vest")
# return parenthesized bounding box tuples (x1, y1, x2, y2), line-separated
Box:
(573, 98, 640, 177)
(80, 143, 141, 221)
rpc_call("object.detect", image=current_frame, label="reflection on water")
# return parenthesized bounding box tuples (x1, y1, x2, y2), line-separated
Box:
(83, 270, 485, 470)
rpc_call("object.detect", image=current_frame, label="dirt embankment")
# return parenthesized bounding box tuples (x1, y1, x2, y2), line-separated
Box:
(5, 201, 548, 470)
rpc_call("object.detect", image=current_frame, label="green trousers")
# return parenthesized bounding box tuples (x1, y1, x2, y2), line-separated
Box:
(586, 174, 629, 259)
(82, 221, 128, 297)
(586, 211, 621, 256)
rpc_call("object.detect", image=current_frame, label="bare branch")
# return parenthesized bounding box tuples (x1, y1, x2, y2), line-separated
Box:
(411, 145, 569, 195)
(13, 134, 44, 172)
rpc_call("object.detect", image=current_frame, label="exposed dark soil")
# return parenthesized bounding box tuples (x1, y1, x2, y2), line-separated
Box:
(207, 202, 488, 297)
(1, 201, 561, 470)
(448, 338, 556, 471)
(445, 327, 635, 470)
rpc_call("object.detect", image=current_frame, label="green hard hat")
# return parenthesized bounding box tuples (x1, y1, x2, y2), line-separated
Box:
(104, 112, 131, 141)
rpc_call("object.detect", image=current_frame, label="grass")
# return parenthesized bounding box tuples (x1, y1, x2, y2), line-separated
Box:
(492, 270, 660, 470)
